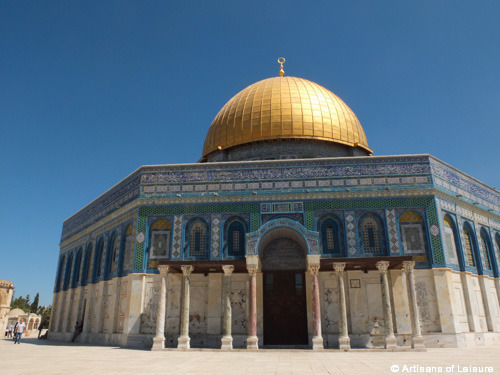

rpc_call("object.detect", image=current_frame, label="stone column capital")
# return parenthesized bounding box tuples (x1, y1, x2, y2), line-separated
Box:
(308, 264, 320, 276)
(376, 261, 390, 274)
(247, 264, 258, 276)
(158, 265, 170, 276)
(222, 265, 235, 276)
(402, 260, 416, 273)
(333, 262, 346, 275)
(181, 265, 194, 276)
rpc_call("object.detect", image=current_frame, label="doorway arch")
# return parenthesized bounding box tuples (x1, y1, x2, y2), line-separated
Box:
(258, 226, 309, 346)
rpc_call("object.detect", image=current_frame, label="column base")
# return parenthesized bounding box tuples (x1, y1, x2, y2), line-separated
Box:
(339, 335, 351, 351)
(246, 336, 259, 350)
(151, 336, 165, 351)
(412, 335, 426, 352)
(221, 336, 233, 351)
(385, 335, 397, 350)
(312, 336, 324, 351)
(177, 335, 190, 350)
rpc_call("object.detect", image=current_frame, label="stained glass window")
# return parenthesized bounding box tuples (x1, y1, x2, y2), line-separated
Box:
(149, 219, 171, 260)
(85, 245, 93, 282)
(480, 229, 492, 271)
(228, 220, 245, 257)
(463, 225, 475, 267)
(399, 210, 426, 254)
(361, 216, 382, 253)
(320, 217, 342, 255)
(189, 220, 207, 258)
(443, 215, 459, 266)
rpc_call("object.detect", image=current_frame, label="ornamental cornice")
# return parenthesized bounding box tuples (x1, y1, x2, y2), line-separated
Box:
(60, 209, 138, 250)
(60, 188, 439, 247)
(435, 193, 500, 223)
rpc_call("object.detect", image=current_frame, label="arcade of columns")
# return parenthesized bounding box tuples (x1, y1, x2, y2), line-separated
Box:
(151, 260, 425, 352)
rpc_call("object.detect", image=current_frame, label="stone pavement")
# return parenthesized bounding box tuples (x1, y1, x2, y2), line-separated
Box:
(1, 338, 499, 375)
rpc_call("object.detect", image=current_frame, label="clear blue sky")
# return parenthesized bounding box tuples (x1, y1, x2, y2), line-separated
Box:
(1, 1, 499, 306)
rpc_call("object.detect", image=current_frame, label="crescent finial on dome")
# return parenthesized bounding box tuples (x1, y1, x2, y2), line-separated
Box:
(278, 57, 285, 77)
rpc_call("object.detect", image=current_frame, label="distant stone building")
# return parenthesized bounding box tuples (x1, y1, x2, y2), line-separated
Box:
(0, 280, 14, 335)
(49, 63, 500, 350)
(6, 308, 41, 337)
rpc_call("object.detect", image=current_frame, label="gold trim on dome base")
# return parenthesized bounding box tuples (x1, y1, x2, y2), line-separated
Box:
(202, 76, 372, 160)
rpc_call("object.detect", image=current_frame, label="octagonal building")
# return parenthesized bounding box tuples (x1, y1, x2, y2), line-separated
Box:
(49, 65, 500, 350)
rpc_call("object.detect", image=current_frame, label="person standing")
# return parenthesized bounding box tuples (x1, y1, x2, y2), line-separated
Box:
(8, 324, 14, 338)
(14, 319, 26, 344)
(38, 323, 43, 338)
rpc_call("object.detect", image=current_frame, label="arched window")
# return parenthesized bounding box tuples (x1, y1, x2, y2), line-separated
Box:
(84, 244, 94, 284)
(149, 219, 171, 260)
(56, 255, 66, 292)
(63, 252, 74, 290)
(71, 248, 83, 288)
(94, 238, 105, 280)
(121, 225, 134, 273)
(480, 228, 493, 272)
(496, 233, 500, 266)
(443, 215, 461, 267)
(28, 318, 33, 330)
(359, 214, 385, 254)
(319, 215, 344, 255)
(462, 223, 476, 268)
(106, 233, 119, 277)
(399, 210, 427, 255)
(34, 319, 39, 329)
(187, 219, 208, 258)
(226, 219, 246, 257)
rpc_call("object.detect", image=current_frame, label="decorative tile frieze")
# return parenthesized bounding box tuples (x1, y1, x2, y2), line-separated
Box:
(211, 214, 221, 258)
(172, 215, 183, 259)
(345, 210, 357, 255)
(62, 155, 499, 252)
(430, 225, 439, 237)
(386, 209, 400, 254)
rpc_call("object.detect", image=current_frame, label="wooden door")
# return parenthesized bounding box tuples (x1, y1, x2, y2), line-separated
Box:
(263, 271, 308, 345)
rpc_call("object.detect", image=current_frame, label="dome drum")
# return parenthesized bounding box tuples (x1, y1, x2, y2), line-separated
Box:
(204, 138, 369, 163)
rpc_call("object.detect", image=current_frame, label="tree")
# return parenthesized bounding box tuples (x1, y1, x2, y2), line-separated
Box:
(30, 293, 39, 313)
(38, 305, 52, 328)
(11, 294, 30, 313)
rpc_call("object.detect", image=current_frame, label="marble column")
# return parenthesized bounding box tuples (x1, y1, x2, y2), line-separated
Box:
(308, 264, 324, 350)
(246, 264, 258, 350)
(178, 265, 193, 350)
(152, 265, 170, 351)
(333, 262, 351, 351)
(221, 265, 234, 351)
(376, 261, 397, 350)
(402, 261, 426, 351)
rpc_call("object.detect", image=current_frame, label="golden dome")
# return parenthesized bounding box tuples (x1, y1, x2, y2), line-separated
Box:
(202, 76, 372, 160)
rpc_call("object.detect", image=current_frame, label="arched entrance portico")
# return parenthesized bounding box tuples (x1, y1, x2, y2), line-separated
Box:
(258, 225, 309, 346)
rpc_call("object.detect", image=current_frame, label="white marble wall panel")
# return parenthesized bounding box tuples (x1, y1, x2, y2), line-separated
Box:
(321, 275, 339, 334)
(231, 275, 248, 335)
(115, 279, 128, 333)
(451, 272, 469, 333)
(166, 273, 181, 336)
(414, 271, 440, 333)
(479, 276, 500, 332)
(59, 291, 70, 332)
(190, 275, 208, 335)
(390, 270, 411, 335)
(470, 275, 488, 332)
(207, 273, 222, 335)
(103, 281, 115, 333)
(90, 284, 103, 333)
(140, 277, 159, 334)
